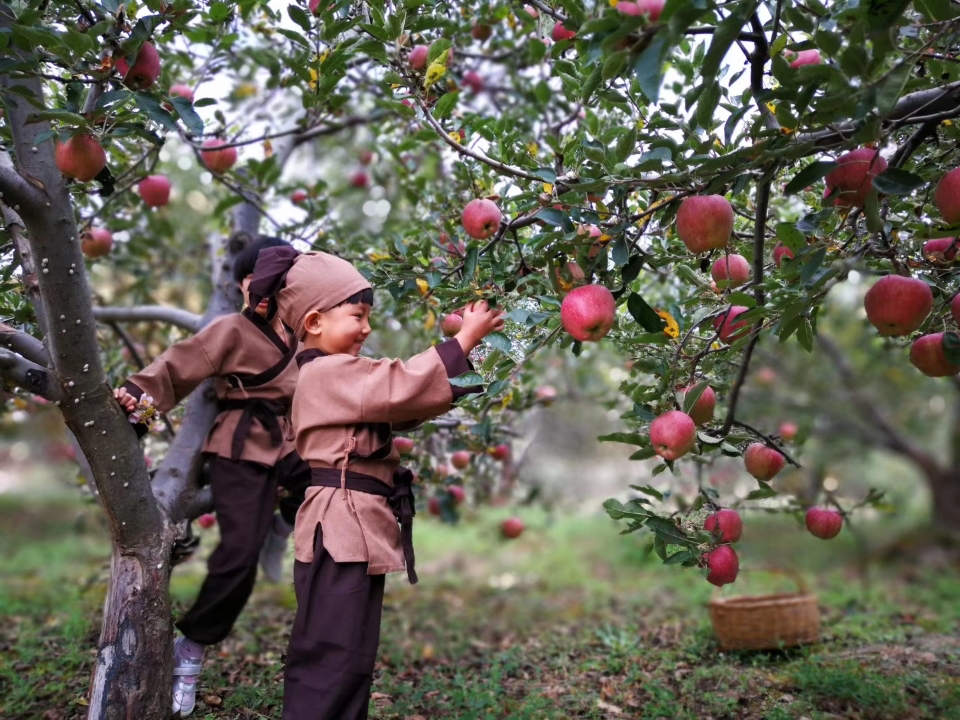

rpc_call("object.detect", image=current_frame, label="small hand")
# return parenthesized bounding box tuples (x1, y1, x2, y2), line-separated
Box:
(114, 387, 137, 413)
(455, 300, 506, 354)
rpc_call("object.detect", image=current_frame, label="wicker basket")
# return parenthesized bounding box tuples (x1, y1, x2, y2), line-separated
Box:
(707, 570, 820, 651)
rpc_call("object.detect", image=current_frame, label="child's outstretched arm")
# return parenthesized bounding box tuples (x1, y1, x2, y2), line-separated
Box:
(453, 300, 506, 355)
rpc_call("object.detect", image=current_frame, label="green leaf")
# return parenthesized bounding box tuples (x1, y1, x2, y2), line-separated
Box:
(799, 247, 827, 286)
(701, 1, 757, 81)
(483, 332, 512, 354)
(784, 161, 836, 195)
(535, 207, 567, 227)
(646, 516, 690, 545)
(746, 487, 778, 500)
(134, 94, 178, 132)
(462, 246, 479, 286)
(598, 432, 648, 446)
(629, 447, 658, 460)
(633, 34, 668, 104)
(872, 168, 925, 196)
(863, 188, 884, 233)
(627, 292, 666, 332)
(427, 38, 452, 66)
(433, 91, 458, 120)
(943, 331, 960, 365)
(681, 380, 709, 414)
(876, 61, 913, 116)
(796, 316, 814, 352)
(694, 80, 721, 130)
(287, 3, 312, 31)
(630, 484, 664, 501)
(665, 549, 696, 565)
(581, 63, 603, 103)
(169, 97, 204, 136)
(450, 371, 483, 387)
(602, 51, 629, 82)
(775, 223, 806, 253)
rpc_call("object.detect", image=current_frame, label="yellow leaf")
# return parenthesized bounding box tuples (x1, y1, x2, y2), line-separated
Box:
(367, 250, 391, 262)
(656, 309, 679, 339)
(526, 141, 538, 156)
(765, 102, 777, 114)
(943, 119, 953, 126)
(318, 49, 330, 64)
(609, 0, 619, 5)
(448, 131, 461, 142)
(424, 309, 436, 331)
(424, 63, 446, 89)
(416, 278, 430, 296)
(308, 68, 318, 91)
(507, 13, 517, 28)
(711, 341, 722, 350)
(263, 139, 273, 158)
(500, 389, 514, 409)
(542, 182, 553, 193)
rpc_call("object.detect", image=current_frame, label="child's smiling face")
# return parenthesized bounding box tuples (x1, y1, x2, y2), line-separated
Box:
(239, 275, 270, 317)
(304, 302, 372, 356)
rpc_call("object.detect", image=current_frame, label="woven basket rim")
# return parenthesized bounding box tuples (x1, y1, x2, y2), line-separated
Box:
(708, 592, 817, 610)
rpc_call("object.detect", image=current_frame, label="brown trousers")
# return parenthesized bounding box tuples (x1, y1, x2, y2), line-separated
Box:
(177, 452, 311, 645)
(282, 524, 386, 720)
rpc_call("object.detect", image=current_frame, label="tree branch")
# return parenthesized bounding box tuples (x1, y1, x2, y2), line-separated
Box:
(0, 163, 47, 215)
(0, 322, 48, 365)
(0, 348, 62, 402)
(93, 305, 202, 332)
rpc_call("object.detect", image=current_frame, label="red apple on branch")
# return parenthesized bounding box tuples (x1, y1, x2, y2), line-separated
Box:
(489, 444, 509, 461)
(910, 333, 960, 377)
(675, 195, 734, 254)
(168, 83, 195, 102)
(863, 275, 933, 337)
(805, 507, 843, 539)
(922, 238, 958, 261)
(441, 313, 463, 337)
(551, 21, 576, 42)
(773, 243, 795, 268)
(779, 421, 798, 441)
(704, 509, 743, 543)
(448, 485, 466, 504)
(290, 189, 309, 204)
(393, 437, 414, 455)
(560, 284, 616, 342)
(702, 545, 739, 586)
(138, 175, 171, 207)
(953, 294, 960, 326)
(81, 228, 113, 259)
(683, 384, 716, 426)
(409, 44, 429, 70)
(200, 138, 238, 174)
(428, 497, 442, 516)
(115, 42, 161, 90)
(471, 23, 492, 41)
(650, 410, 697, 461)
(825, 148, 887, 208)
(462, 198, 501, 239)
(744, 443, 786, 481)
(713, 306, 751, 344)
(786, 49, 821, 67)
(462, 70, 484, 94)
(451, 450, 471, 470)
(710, 254, 750, 287)
(501, 517, 524, 539)
(197, 513, 216, 529)
(935, 167, 960, 224)
(55, 134, 106, 182)
(535, 385, 557, 406)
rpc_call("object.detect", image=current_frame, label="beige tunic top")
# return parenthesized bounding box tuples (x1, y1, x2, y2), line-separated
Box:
(292, 339, 475, 575)
(122, 310, 299, 465)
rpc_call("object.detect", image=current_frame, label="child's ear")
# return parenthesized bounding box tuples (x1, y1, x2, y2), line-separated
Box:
(303, 309, 323, 336)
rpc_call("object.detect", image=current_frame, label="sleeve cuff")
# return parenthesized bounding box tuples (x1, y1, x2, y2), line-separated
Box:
(434, 339, 483, 401)
(121, 380, 150, 439)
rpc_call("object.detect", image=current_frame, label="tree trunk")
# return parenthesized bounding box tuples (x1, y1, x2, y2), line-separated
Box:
(927, 468, 960, 534)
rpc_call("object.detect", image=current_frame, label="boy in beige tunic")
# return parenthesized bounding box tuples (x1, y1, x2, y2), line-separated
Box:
(114, 237, 311, 717)
(248, 246, 504, 719)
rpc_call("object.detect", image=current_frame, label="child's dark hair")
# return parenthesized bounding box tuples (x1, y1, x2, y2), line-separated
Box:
(233, 236, 293, 283)
(335, 287, 375, 307)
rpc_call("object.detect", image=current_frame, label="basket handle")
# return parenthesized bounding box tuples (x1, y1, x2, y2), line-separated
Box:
(712, 566, 810, 596)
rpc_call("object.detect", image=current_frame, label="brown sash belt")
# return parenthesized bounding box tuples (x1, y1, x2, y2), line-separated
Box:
(309, 467, 418, 585)
(218, 398, 290, 461)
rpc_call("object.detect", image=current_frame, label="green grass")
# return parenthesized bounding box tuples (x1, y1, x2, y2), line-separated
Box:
(1, 493, 959, 719)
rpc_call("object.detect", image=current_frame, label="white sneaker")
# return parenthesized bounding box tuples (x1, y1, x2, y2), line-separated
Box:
(172, 637, 203, 717)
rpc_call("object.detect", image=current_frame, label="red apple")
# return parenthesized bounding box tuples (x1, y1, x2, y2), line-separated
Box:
(779, 421, 798, 441)
(115, 42, 161, 90)
(710, 254, 750, 287)
(359, 149, 375, 165)
(863, 275, 933, 336)
(309, 0, 322, 13)
(428, 496, 442, 516)
(138, 175, 171, 207)
(551, 21, 576, 42)
(501, 516, 524, 539)
(743, 443, 786, 481)
(755, 366, 778, 386)
(448, 485, 466, 504)
(935, 167, 960, 224)
(773, 243, 795, 268)
(349, 170, 369, 189)
(471, 23, 492, 41)
(825, 148, 887, 208)
(441, 313, 463, 337)
(451, 450, 471, 470)
(704, 509, 743, 543)
(200, 138, 238, 174)
(650, 410, 697, 461)
(634, 0, 665, 19)
(683, 384, 716, 426)
(462, 198, 501, 239)
(168, 83, 195, 102)
(560, 284, 616, 342)
(535, 385, 557, 406)
(55, 134, 106, 182)
(523, 4, 538, 17)
(462, 70, 484, 94)
(910, 332, 960, 377)
(922, 238, 959, 261)
(489, 443, 509, 461)
(702, 545, 739, 586)
(393, 437, 415, 455)
(291, 188, 309, 204)
(81, 227, 113, 259)
(713, 306, 751, 343)
(805, 507, 843, 539)
(953, 294, 960, 325)
(786, 49, 821, 68)
(197, 513, 216, 529)
(675, 195, 734, 254)
(409, 44, 429, 70)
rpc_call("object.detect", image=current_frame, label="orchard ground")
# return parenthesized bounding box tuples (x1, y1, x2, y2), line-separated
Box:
(2, 470, 959, 720)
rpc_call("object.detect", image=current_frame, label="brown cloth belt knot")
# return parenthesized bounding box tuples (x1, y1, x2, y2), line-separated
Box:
(310, 466, 419, 585)
(218, 398, 290, 461)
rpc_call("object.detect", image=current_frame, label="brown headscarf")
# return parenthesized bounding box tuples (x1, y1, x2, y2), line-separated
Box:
(249, 247, 372, 339)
